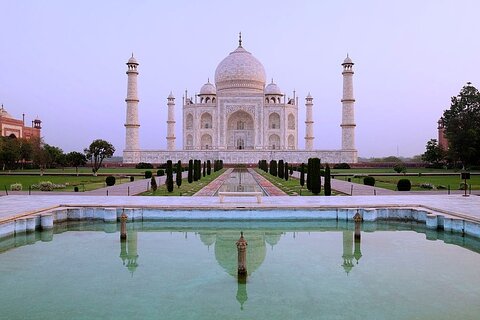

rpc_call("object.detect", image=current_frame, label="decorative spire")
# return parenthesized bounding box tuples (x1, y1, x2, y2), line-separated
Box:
(239, 32, 242, 47)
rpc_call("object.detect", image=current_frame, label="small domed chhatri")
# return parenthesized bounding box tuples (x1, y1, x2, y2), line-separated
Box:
(0, 105, 12, 118)
(265, 79, 282, 95)
(199, 79, 216, 95)
(122, 34, 358, 165)
(127, 53, 138, 65)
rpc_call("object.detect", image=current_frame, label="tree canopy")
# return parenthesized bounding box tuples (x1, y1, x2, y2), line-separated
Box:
(421, 139, 445, 168)
(442, 82, 480, 167)
(84, 139, 115, 175)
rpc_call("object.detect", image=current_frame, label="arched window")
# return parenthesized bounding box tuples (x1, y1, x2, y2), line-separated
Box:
(237, 121, 245, 130)
(269, 113, 280, 129)
(288, 134, 295, 149)
(288, 114, 295, 130)
(186, 114, 193, 130)
(201, 112, 212, 129)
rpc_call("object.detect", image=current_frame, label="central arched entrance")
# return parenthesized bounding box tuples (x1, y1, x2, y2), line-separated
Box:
(227, 110, 254, 150)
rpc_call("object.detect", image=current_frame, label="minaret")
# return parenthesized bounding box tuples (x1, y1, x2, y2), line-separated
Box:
(305, 93, 314, 150)
(125, 54, 140, 151)
(167, 92, 176, 150)
(341, 54, 356, 150)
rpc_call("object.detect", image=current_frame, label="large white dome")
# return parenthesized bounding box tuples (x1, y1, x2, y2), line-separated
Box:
(214, 45, 266, 92)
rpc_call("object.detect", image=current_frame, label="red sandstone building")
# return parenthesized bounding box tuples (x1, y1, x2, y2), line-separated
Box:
(437, 117, 448, 150)
(0, 104, 41, 139)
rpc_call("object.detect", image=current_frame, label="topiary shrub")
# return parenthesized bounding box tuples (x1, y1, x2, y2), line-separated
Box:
(333, 163, 351, 169)
(105, 175, 116, 186)
(363, 176, 375, 186)
(130, 176, 134, 182)
(393, 163, 407, 174)
(397, 179, 411, 191)
(145, 170, 153, 179)
(39, 181, 54, 191)
(136, 162, 153, 169)
(10, 183, 22, 191)
(157, 169, 165, 176)
(74, 186, 79, 192)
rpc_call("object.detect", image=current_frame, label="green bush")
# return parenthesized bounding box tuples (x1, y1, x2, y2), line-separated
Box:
(105, 176, 116, 186)
(130, 176, 134, 182)
(10, 183, 22, 191)
(144, 170, 153, 179)
(269, 160, 277, 177)
(333, 163, 350, 169)
(136, 162, 153, 169)
(151, 176, 157, 191)
(39, 181, 54, 191)
(157, 169, 165, 176)
(397, 179, 411, 191)
(393, 163, 407, 174)
(74, 186, 79, 192)
(363, 176, 375, 186)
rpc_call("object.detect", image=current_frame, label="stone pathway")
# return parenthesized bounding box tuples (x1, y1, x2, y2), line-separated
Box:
(194, 168, 233, 196)
(249, 169, 287, 196)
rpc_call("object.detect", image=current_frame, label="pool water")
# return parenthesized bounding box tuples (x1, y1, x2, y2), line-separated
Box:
(1, 221, 479, 319)
(216, 168, 265, 194)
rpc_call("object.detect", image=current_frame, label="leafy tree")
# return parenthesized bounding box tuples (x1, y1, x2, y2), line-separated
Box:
(66, 151, 87, 176)
(442, 82, 480, 167)
(421, 139, 446, 168)
(393, 162, 407, 174)
(84, 139, 115, 175)
(44, 144, 66, 168)
(0, 136, 20, 170)
(324, 163, 331, 196)
(176, 160, 182, 188)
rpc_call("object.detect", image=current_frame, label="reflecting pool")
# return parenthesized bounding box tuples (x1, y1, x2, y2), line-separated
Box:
(1, 220, 480, 319)
(216, 168, 265, 194)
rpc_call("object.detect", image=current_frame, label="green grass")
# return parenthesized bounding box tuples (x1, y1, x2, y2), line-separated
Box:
(0, 175, 131, 192)
(4, 167, 156, 175)
(330, 167, 479, 175)
(346, 174, 480, 191)
(141, 169, 226, 196)
(255, 169, 341, 196)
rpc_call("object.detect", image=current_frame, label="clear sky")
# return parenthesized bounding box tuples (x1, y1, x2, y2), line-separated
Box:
(1, 0, 479, 157)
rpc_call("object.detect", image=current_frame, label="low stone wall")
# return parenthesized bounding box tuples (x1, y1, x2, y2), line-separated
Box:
(1, 206, 480, 241)
(123, 149, 358, 164)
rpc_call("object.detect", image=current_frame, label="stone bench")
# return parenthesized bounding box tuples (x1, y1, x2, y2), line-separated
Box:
(218, 192, 262, 203)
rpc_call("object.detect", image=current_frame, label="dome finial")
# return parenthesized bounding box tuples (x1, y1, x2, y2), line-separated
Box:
(207, 77, 210, 83)
(239, 32, 242, 47)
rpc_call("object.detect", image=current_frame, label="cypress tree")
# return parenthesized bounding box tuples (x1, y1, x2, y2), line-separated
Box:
(150, 176, 157, 192)
(193, 160, 199, 181)
(310, 158, 321, 195)
(278, 160, 284, 179)
(300, 163, 305, 187)
(203, 161, 206, 177)
(270, 160, 277, 177)
(166, 160, 174, 192)
(176, 160, 182, 188)
(284, 162, 289, 181)
(289, 165, 293, 175)
(188, 159, 193, 183)
(207, 160, 211, 175)
(324, 163, 331, 196)
(307, 158, 312, 191)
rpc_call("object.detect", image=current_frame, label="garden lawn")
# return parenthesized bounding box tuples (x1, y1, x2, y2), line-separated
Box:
(346, 174, 480, 191)
(0, 175, 130, 192)
(142, 169, 226, 196)
(255, 169, 340, 196)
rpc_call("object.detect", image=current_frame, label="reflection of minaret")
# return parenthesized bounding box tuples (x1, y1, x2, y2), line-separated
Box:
(236, 277, 248, 310)
(124, 231, 139, 275)
(354, 236, 362, 265)
(342, 231, 354, 274)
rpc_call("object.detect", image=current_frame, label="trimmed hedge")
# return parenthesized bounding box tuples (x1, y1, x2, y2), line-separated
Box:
(363, 176, 375, 186)
(105, 175, 116, 186)
(397, 179, 411, 191)
(144, 171, 153, 179)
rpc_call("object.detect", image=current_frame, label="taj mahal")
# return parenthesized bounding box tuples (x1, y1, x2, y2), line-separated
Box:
(122, 35, 357, 164)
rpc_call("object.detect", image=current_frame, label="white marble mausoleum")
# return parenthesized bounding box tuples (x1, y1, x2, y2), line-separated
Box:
(123, 35, 358, 164)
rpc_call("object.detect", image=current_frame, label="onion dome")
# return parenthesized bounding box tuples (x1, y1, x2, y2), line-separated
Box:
(127, 53, 138, 65)
(199, 79, 217, 95)
(0, 105, 12, 118)
(265, 79, 282, 95)
(215, 41, 266, 92)
(342, 54, 353, 65)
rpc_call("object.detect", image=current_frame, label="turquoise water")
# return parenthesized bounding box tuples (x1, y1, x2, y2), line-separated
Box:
(1, 221, 480, 319)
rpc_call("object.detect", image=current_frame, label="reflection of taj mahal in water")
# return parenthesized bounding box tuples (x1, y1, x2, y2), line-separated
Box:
(118, 228, 363, 309)
(123, 34, 358, 164)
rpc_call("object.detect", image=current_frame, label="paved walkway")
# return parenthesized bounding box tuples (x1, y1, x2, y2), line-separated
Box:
(1, 194, 480, 224)
(249, 169, 287, 196)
